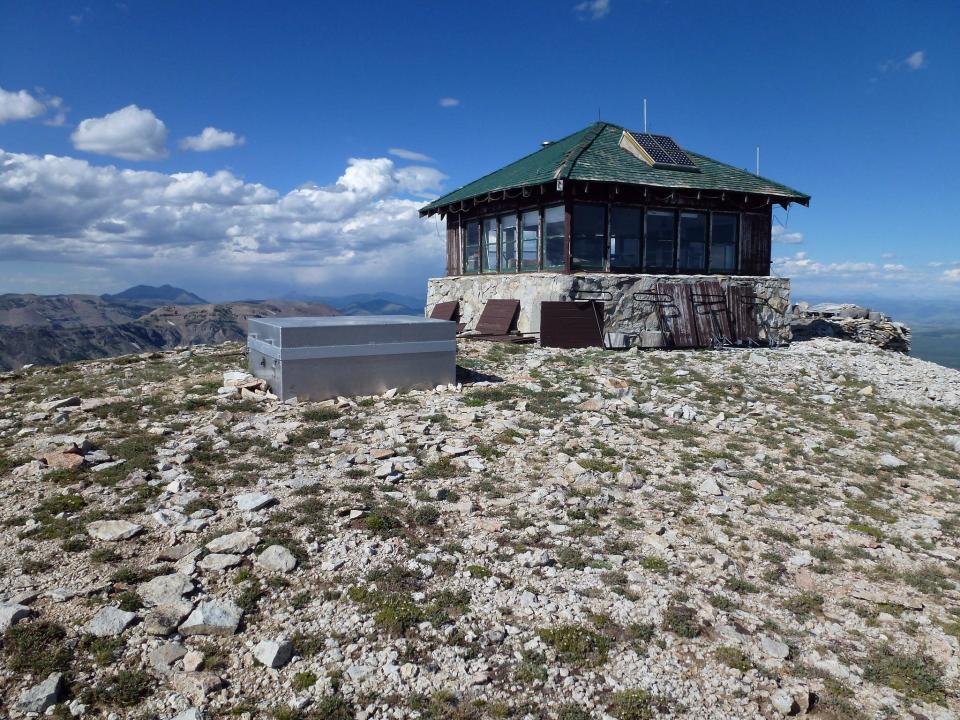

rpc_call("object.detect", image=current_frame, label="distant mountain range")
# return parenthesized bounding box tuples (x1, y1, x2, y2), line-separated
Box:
(0, 286, 337, 370)
(282, 291, 425, 316)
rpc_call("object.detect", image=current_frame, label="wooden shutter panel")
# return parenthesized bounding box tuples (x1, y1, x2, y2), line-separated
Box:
(446, 219, 460, 276)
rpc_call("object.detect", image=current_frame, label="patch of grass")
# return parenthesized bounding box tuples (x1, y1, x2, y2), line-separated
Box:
(514, 650, 548, 683)
(863, 650, 946, 704)
(414, 456, 458, 480)
(639, 555, 669, 575)
(715, 646, 753, 672)
(607, 689, 658, 720)
(116, 590, 143, 612)
(302, 407, 340, 423)
(467, 564, 491, 579)
(292, 671, 317, 691)
(661, 604, 701, 638)
(725, 577, 760, 594)
(847, 522, 883, 540)
(784, 592, 824, 620)
(82, 635, 126, 665)
(86, 669, 154, 707)
(537, 624, 610, 667)
(413, 505, 441, 527)
(236, 577, 265, 615)
(90, 547, 121, 564)
(4, 621, 71, 674)
(901, 564, 954, 595)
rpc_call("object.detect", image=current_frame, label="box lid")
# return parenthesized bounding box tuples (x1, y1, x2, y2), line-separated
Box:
(248, 315, 454, 349)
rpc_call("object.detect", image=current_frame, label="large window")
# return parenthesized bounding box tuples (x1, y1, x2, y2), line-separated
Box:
(645, 210, 675, 273)
(571, 204, 606, 271)
(543, 205, 565, 270)
(520, 210, 539, 271)
(609, 206, 642, 271)
(678, 211, 707, 273)
(709, 213, 738, 273)
(464, 221, 480, 274)
(482, 217, 498, 272)
(499, 214, 518, 272)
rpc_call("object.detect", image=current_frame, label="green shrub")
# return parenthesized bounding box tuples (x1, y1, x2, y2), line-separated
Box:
(863, 650, 946, 703)
(4, 621, 71, 674)
(607, 689, 655, 720)
(537, 624, 610, 666)
(661, 604, 701, 638)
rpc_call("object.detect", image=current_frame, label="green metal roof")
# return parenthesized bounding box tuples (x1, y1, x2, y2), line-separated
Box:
(420, 122, 810, 215)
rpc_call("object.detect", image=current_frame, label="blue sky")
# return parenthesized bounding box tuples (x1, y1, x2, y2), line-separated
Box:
(1, 0, 958, 302)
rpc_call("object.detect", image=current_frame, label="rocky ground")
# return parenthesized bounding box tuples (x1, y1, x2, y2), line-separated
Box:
(0, 338, 958, 720)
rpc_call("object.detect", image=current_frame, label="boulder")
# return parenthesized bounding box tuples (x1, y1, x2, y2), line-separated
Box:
(252, 638, 293, 668)
(199, 553, 243, 571)
(179, 599, 243, 636)
(205, 530, 259, 554)
(234, 492, 276, 512)
(138, 573, 195, 606)
(17, 672, 63, 713)
(257, 545, 297, 573)
(0, 602, 31, 632)
(170, 672, 224, 704)
(84, 606, 137, 637)
(143, 601, 194, 636)
(86, 519, 143, 541)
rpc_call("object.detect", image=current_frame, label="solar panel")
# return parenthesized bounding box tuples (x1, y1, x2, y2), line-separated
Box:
(628, 132, 697, 170)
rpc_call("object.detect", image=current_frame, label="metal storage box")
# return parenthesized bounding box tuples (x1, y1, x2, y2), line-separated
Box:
(248, 316, 456, 401)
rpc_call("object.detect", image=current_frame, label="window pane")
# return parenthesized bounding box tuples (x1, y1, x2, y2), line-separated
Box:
(543, 205, 565, 270)
(645, 210, 675, 272)
(499, 214, 517, 272)
(571, 204, 606, 271)
(709, 213, 738, 273)
(483, 217, 498, 272)
(464, 221, 480, 274)
(678, 211, 707, 273)
(521, 210, 539, 271)
(609, 206, 642, 271)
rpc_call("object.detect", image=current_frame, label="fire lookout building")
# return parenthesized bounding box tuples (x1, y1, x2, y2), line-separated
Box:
(421, 122, 809, 347)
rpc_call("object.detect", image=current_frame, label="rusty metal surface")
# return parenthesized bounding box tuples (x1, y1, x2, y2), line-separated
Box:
(474, 299, 520, 336)
(540, 301, 604, 349)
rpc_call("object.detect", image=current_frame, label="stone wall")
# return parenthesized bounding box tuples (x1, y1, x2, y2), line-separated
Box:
(426, 273, 792, 347)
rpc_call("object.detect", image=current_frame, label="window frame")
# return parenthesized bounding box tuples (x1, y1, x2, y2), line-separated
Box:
(519, 207, 540, 272)
(498, 212, 519, 273)
(643, 207, 678, 274)
(708, 211, 739, 274)
(481, 216, 499, 273)
(570, 201, 608, 272)
(608, 204, 644, 273)
(462, 220, 481, 275)
(542, 204, 566, 271)
(677, 209, 709, 275)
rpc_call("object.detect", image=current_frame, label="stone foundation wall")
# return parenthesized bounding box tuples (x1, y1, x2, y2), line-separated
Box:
(426, 273, 792, 346)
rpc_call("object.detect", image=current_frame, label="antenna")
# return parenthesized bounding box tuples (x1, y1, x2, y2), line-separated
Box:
(756, 146, 760, 175)
(643, 98, 648, 132)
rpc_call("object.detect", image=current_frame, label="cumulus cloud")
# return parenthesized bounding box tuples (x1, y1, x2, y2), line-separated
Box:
(0, 148, 448, 296)
(438, 97, 460, 107)
(0, 86, 46, 124)
(388, 148, 434, 163)
(180, 127, 246, 152)
(71, 104, 168, 160)
(772, 224, 803, 244)
(574, 0, 610, 20)
(944, 268, 960, 282)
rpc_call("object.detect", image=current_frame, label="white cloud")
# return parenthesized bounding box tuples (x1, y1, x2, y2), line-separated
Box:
(389, 148, 434, 163)
(0, 148, 448, 296)
(880, 50, 925, 73)
(574, 0, 610, 20)
(438, 97, 460, 108)
(944, 268, 960, 283)
(904, 50, 925, 70)
(71, 104, 168, 161)
(180, 127, 246, 152)
(0, 86, 46, 124)
(772, 224, 803, 244)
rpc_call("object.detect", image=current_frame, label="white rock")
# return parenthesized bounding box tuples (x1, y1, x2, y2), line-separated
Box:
(179, 599, 243, 636)
(760, 635, 790, 659)
(878, 453, 906, 469)
(205, 530, 259, 554)
(17, 672, 63, 712)
(138, 573, 195, 607)
(86, 519, 143, 541)
(199, 553, 243, 571)
(770, 689, 795, 714)
(253, 638, 293, 668)
(257, 545, 297, 573)
(0, 602, 31, 632)
(84, 606, 137, 637)
(234, 492, 276, 512)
